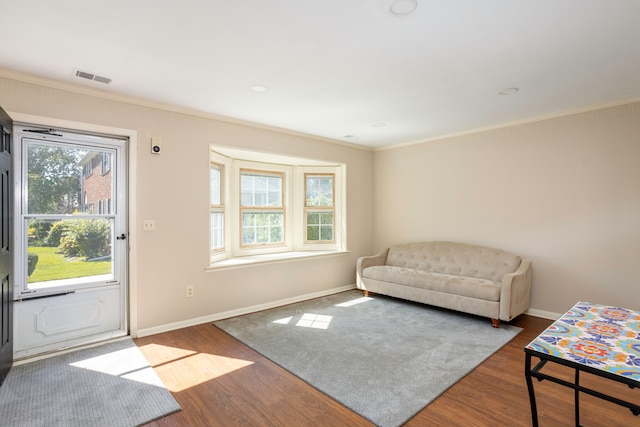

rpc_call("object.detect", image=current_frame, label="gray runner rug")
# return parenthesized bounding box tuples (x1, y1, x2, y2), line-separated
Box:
(0, 337, 180, 427)
(215, 290, 522, 427)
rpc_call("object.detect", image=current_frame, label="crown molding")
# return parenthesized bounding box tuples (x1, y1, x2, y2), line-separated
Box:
(375, 96, 640, 152)
(0, 67, 372, 152)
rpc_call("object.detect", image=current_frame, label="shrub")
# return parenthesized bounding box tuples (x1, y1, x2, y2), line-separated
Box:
(57, 219, 111, 259)
(59, 234, 80, 257)
(45, 221, 69, 247)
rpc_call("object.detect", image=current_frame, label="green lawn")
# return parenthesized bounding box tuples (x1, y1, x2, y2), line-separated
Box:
(28, 246, 111, 283)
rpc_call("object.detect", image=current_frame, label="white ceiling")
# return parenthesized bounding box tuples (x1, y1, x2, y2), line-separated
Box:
(1, 0, 639, 148)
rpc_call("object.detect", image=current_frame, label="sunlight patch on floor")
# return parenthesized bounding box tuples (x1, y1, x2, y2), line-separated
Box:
(273, 316, 293, 324)
(136, 343, 254, 392)
(69, 346, 165, 387)
(273, 313, 333, 329)
(296, 313, 332, 329)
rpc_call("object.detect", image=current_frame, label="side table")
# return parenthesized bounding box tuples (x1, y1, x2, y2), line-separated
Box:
(524, 301, 640, 426)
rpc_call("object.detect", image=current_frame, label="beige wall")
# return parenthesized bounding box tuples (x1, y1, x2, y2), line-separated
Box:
(374, 102, 640, 315)
(0, 73, 374, 332)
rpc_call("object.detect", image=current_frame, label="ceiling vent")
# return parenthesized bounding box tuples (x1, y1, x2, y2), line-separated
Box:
(74, 69, 112, 84)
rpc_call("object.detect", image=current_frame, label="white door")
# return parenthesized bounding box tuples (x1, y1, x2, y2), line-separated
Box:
(12, 126, 128, 358)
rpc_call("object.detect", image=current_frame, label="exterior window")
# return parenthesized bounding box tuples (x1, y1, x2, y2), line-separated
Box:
(240, 170, 284, 246)
(210, 163, 224, 251)
(305, 174, 334, 242)
(101, 152, 111, 175)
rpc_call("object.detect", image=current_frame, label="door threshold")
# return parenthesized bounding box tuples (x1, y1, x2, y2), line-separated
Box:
(13, 335, 131, 365)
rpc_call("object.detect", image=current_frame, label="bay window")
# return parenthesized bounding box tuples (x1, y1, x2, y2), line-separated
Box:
(209, 146, 346, 266)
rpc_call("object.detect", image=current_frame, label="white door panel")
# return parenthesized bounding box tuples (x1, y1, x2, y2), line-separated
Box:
(14, 287, 125, 358)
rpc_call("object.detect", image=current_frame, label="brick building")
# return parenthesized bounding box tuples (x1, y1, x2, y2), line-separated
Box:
(79, 151, 112, 214)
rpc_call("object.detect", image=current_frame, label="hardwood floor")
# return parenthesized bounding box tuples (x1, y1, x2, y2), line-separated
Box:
(136, 311, 637, 426)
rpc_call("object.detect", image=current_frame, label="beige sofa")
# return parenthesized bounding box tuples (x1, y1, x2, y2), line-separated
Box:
(356, 241, 532, 327)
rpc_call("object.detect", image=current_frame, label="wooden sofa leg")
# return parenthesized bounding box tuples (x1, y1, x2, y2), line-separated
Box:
(363, 290, 372, 297)
(491, 319, 500, 328)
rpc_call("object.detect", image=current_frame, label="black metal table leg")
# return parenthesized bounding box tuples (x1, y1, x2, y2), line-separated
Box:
(575, 369, 581, 427)
(525, 353, 539, 427)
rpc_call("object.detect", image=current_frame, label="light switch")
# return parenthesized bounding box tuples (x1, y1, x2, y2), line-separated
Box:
(143, 219, 155, 231)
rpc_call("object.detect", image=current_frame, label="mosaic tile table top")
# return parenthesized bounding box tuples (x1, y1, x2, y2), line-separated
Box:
(526, 301, 640, 382)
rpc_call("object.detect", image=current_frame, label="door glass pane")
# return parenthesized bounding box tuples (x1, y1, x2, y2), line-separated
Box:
(26, 141, 113, 215)
(24, 139, 116, 291)
(26, 218, 113, 288)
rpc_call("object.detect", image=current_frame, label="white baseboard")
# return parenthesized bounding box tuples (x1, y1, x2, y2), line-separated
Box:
(135, 286, 560, 338)
(525, 308, 561, 320)
(135, 284, 357, 338)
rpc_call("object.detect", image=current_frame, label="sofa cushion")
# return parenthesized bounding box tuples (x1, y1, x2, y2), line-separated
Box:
(362, 266, 501, 302)
(385, 241, 521, 283)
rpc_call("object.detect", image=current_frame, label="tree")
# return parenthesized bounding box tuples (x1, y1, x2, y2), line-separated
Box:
(27, 142, 85, 214)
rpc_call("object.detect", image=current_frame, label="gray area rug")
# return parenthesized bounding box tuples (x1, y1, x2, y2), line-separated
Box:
(0, 338, 181, 427)
(215, 290, 522, 427)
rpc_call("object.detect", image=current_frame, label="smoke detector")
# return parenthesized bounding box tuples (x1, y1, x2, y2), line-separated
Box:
(74, 69, 112, 84)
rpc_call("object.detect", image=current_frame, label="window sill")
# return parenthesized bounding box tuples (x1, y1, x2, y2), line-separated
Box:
(206, 250, 350, 271)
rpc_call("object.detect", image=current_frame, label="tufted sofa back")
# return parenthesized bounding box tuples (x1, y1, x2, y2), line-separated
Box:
(385, 241, 522, 283)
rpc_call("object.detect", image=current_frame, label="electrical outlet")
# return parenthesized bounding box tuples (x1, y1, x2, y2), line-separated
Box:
(186, 285, 194, 298)
(143, 219, 155, 231)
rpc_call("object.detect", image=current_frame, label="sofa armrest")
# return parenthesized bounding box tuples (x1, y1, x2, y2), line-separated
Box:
(356, 248, 389, 289)
(499, 259, 532, 321)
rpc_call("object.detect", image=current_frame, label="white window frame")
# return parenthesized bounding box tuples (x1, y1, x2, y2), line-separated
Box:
(210, 153, 231, 264)
(233, 161, 292, 257)
(13, 126, 128, 298)
(294, 166, 343, 251)
(209, 147, 346, 266)
(210, 162, 225, 253)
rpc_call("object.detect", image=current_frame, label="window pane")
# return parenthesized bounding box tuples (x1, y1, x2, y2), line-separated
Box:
(210, 165, 221, 205)
(307, 225, 319, 240)
(242, 211, 284, 245)
(210, 212, 224, 250)
(306, 175, 333, 207)
(27, 141, 114, 215)
(320, 225, 334, 241)
(27, 218, 113, 288)
(101, 152, 111, 175)
(306, 211, 333, 241)
(241, 172, 282, 207)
